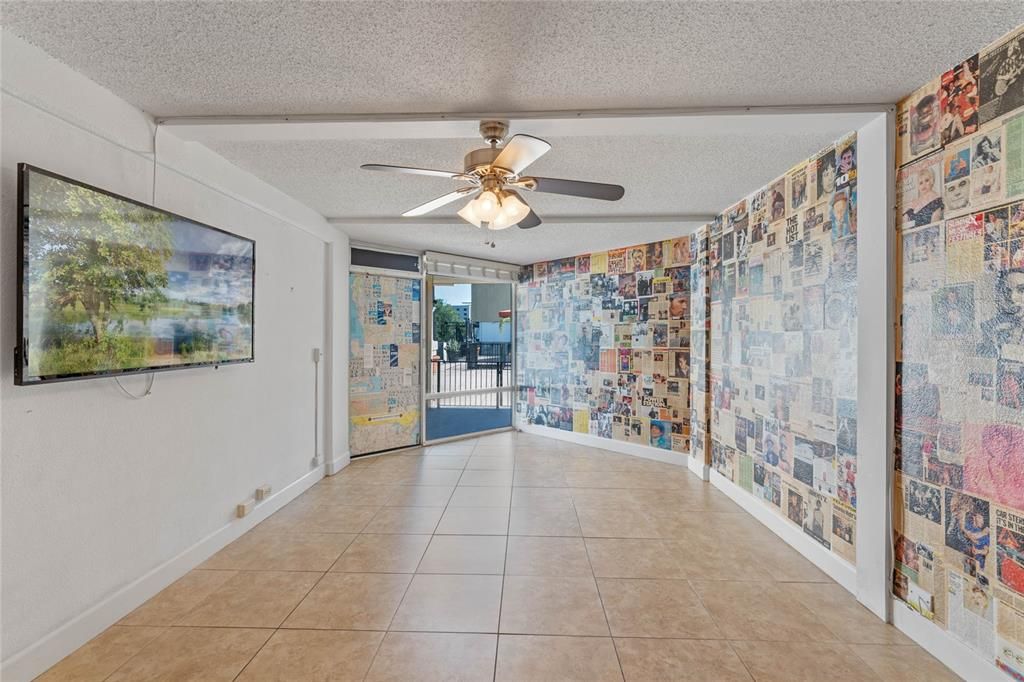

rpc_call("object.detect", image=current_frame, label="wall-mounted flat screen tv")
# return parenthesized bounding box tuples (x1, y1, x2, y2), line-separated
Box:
(16, 164, 255, 385)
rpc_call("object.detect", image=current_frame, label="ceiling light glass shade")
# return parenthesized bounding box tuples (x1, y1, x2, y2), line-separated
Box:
(475, 190, 500, 222)
(457, 198, 483, 227)
(488, 191, 531, 230)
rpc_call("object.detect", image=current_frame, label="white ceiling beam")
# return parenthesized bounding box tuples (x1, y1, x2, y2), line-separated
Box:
(328, 213, 716, 226)
(158, 104, 890, 143)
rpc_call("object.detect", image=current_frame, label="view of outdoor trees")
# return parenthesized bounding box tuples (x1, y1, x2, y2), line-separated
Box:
(432, 299, 466, 358)
(22, 170, 254, 381)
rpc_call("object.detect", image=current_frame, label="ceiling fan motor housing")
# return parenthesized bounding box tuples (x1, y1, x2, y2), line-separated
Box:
(479, 120, 508, 146)
(464, 147, 502, 176)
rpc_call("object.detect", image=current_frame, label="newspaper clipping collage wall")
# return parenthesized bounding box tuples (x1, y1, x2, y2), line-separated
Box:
(516, 237, 694, 455)
(894, 25, 1024, 677)
(704, 130, 861, 563)
(512, 24, 1023, 676)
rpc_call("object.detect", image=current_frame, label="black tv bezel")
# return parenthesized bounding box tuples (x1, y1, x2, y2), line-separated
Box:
(15, 163, 256, 386)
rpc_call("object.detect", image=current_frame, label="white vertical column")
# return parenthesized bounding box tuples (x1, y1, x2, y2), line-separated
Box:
(854, 110, 896, 620)
(326, 234, 351, 474)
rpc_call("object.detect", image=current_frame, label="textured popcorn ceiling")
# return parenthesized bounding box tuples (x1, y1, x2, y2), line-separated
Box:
(3, 1, 1022, 116)
(3, 0, 1023, 263)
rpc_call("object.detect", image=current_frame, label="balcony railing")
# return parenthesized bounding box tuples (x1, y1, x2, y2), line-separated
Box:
(431, 342, 512, 406)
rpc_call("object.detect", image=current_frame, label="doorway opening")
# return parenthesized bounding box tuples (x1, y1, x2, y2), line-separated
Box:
(425, 276, 513, 441)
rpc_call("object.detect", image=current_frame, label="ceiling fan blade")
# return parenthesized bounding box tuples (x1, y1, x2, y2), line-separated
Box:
(402, 187, 477, 217)
(491, 135, 552, 176)
(361, 164, 465, 180)
(517, 176, 625, 201)
(517, 210, 542, 229)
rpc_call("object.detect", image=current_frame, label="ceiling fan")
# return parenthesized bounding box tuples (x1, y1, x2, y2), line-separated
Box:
(361, 120, 625, 230)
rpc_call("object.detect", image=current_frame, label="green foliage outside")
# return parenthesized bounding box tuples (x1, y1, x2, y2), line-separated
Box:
(24, 175, 253, 378)
(433, 300, 466, 358)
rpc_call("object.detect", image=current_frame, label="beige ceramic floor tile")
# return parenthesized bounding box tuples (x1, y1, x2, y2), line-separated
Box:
(585, 538, 685, 578)
(577, 508, 661, 538)
(391, 574, 503, 633)
(513, 469, 569, 487)
(201, 531, 355, 571)
(36, 626, 166, 682)
(331, 533, 431, 573)
(105, 627, 273, 682)
(417, 534, 507, 574)
(364, 632, 497, 682)
(662, 530, 766, 581)
(307, 483, 396, 506)
(382, 485, 454, 507)
(499, 576, 609, 636)
(363, 506, 443, 534)
(399, 469, 464, 486)
(511, 487, 574, 508)
(465, 455, 516, 470)
(597, 578, 721, 639)
(571, 488, 641, 508)
(690, 580, 837, 642)
(782, 582, 914, 645)
(177, 571, 319, 628)
(564, 471, 631, 488)
(258, 504, 379, 534)
(448, 486, 513, 508)
(509, 506, 582, 536)
(495, 634, 623, 682)
(283, 572, 412, 630)
(235, 629, 384, 681)
(459, 469, 514, 486)
(850, 643, 962, 681)
(614, 638, 753, 681)
(505, 536, 593, 577)
(418, 454, 470, 469)
(118, 570, 237, 626)
(747, 534, 832, 582)
(436, 506, 510, 535)
(730, 640, 880, 682)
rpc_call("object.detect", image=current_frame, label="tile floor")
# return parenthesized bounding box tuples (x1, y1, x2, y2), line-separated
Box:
(37, 431, 960, 681)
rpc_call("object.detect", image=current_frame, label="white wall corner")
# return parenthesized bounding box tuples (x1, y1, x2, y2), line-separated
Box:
(327, 451, 351, 476)
(687, 454, 711, 481)
(0, 466, 323, 682)
(854, 110, 895, 622)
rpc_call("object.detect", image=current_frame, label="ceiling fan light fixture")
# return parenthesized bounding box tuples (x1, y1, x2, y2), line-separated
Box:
(488, 191, 530, 230)
(475, 190, 500, 222)
(457, 199, 483, 228)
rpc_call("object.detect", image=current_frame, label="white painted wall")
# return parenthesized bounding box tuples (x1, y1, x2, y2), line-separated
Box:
(0, 32, 349, 677)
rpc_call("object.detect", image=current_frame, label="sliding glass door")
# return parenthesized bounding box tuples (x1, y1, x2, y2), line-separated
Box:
(424, 276, 514, 441)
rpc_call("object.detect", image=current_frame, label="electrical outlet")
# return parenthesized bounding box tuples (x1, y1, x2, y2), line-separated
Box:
(236, 498, 255, 518)
(255, 484, 271, 502)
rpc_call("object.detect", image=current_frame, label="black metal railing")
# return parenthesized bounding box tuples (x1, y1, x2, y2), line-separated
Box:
(432, 342, 512, 406)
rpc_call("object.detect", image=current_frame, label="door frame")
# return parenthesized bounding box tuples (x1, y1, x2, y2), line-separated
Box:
(421, 273, 517, 445)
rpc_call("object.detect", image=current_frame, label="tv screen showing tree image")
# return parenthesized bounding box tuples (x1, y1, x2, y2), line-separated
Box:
(16, 165, 255, 384)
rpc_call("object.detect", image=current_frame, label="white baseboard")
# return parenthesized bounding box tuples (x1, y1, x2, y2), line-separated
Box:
(516, 422, 688, 468)
(687, 454, 710, 481)
(708, 468, 858, 595)
(1, 466, 324, 682)
(891, 598, 1004, 682)
(326, 451, 351, 476)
